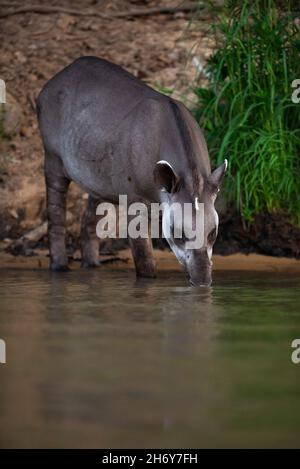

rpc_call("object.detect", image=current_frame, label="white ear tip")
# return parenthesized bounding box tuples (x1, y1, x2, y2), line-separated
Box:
(156, 160, 173, 170)
(224, 159, 228, 170)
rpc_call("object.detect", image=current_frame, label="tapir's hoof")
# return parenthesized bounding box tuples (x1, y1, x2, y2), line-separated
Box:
(50, 263, 70, 272)
(81, 260, 100, 268)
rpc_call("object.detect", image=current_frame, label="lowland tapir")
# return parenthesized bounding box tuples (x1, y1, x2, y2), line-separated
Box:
(37, 56, 227, 286)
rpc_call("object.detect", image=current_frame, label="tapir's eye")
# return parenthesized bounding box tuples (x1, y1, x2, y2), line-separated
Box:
(208, 228, 217, 244)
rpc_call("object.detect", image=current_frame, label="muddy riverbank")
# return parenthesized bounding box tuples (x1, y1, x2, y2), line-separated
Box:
(1, 248, 300, 274)
(1, 0, 299, 258)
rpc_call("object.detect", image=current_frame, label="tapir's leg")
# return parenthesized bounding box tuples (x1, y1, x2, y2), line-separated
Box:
(45, 153, 70, 271)
(81, 195, 100, 268)
(129, 236, 156, 278)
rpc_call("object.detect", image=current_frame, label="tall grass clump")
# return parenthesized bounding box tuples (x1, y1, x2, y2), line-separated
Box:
(194, 0, 300, 224)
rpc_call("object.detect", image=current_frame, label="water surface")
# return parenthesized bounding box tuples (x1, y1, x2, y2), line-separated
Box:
(0, 268, 300, 448)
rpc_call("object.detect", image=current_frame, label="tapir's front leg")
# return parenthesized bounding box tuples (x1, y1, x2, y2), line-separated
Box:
(81, 195, 100, 268)
(129, 236, 156, 278)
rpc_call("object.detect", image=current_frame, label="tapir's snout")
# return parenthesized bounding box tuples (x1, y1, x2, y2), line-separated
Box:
(186, 250, 212, 287)
(189, 277, 212, 287)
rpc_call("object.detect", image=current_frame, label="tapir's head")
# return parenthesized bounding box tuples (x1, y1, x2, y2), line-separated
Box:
(154, 160, 227, 287)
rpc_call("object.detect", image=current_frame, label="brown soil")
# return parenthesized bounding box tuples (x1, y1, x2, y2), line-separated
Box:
(1, 248, 300, 274)
(0, 0, 214, 240)
(215, 211, 300, 259)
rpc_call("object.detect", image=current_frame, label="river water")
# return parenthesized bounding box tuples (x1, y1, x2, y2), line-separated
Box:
(0, 268, 300, 448)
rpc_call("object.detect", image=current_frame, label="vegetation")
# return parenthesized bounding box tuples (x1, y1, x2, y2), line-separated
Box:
(194, 0, 300, 224)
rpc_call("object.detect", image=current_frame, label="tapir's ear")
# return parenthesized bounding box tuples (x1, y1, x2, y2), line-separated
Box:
(208, 159, 228, 193)
(154, 160, 180, 193)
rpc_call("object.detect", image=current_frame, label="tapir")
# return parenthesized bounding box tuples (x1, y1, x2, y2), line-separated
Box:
(37, 56, 227, 286)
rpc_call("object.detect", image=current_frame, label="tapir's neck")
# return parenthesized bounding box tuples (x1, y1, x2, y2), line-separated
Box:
(136, 97, 210, 204)
(166, 99, 211, 195)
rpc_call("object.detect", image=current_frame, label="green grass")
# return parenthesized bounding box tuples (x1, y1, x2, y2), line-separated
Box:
(193, 0, 300, 224)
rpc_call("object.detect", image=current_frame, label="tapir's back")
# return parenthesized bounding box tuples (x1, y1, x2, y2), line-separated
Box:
(37, 56, 163, 150)
(37, 57, 171, 196)
(37, 56, 210, 198)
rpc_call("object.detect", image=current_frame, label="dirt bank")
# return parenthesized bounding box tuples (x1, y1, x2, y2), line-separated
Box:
(1, 0, 299, 259)
(215, 211, 300, 259)
(1, 248, 299, 274)
(0, 0, 212, 238)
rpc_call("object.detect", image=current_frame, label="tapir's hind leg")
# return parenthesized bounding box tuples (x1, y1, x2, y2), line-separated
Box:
(129, 236, 156, 278)
(45, 153, 70, 271)
(81, 195, 100, 268)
